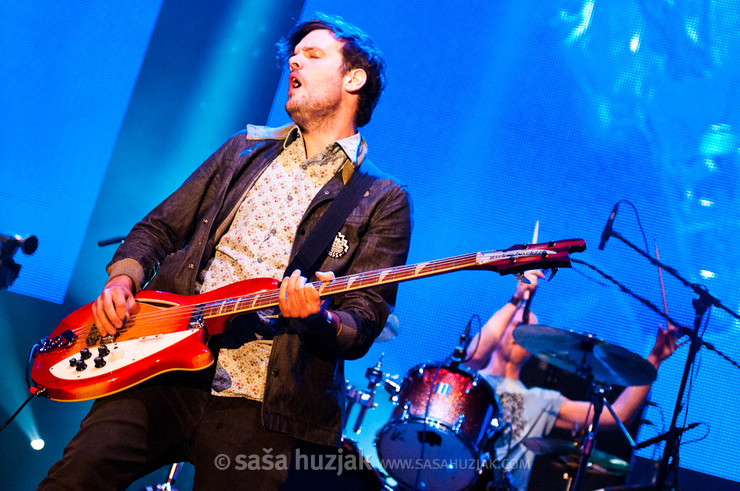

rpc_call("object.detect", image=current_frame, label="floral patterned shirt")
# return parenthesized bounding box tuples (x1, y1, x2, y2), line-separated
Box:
(201, 128, 360, 400)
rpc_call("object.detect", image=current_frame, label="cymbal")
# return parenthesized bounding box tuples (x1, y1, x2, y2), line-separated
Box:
(522, 437, 632, 475)
(512, 324, 657, 386)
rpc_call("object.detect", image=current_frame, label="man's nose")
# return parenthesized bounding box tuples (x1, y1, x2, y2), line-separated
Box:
(289, 55, 301, 71)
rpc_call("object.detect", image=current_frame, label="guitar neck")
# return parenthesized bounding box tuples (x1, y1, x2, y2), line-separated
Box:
(199, 252, 482, 321)
(197, 238, 586, 322)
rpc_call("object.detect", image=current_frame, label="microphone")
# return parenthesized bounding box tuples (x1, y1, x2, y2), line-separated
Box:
(97, 236, 126, 247)
(598, 203, 620, 250)
(451, 316, 474, 365)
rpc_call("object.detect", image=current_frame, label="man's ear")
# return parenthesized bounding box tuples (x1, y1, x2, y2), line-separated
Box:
(344, 68, 367, 93)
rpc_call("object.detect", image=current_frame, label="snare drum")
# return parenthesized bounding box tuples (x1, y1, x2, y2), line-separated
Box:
(375, 363, 502, 491)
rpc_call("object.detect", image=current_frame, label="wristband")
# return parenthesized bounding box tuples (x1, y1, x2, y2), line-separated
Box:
(509, 296, 523, 307)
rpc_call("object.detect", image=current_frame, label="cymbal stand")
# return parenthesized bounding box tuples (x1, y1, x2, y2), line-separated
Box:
(345, 355, 384, 434)
(603, 228, 740, 490)
(569, 380, 635, 491)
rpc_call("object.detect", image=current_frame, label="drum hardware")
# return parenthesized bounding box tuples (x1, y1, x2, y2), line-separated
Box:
(513, 324, 651, 491)
(375, 362, 502, 491)
(521, 437, 632, 475)
(346, 355, 386, 434)
(453, 414, 465, 433)
(400, 401, 411, 420)
(384, 374, 401, 402)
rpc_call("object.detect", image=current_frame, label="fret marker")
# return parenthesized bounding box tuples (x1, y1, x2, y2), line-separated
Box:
(414, 262, 429, 275)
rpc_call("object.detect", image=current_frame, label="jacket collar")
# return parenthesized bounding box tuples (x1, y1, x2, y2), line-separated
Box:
(245, 123, 367, 184)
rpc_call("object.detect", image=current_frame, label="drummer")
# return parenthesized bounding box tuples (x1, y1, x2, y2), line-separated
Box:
(464, 270, 677, 490)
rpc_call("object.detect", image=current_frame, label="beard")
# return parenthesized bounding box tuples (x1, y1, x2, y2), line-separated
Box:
(285, 85, 343, 130)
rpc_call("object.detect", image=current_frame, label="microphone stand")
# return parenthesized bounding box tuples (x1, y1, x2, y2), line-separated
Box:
(603, 227, 740, 490)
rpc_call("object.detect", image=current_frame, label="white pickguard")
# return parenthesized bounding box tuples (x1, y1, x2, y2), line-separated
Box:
(48, 329, 200, 380)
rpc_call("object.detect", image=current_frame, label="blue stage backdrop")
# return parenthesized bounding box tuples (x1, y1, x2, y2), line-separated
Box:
(0, 1, 163, 303)
(2, 0, 740, 488)
(268, 0, 740, 484)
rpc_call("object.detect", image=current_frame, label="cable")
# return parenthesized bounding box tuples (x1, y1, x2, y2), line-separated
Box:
(571, 258, 686, 328)
(619, 199, 652, 256)
(681, 422, 710, 446)
(0, 388, 46, 433)
(462, 314, 482, 363)
(572, 258, 740, 373)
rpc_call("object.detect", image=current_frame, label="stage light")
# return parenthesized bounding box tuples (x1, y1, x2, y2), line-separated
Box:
(30, 438, 45, 451)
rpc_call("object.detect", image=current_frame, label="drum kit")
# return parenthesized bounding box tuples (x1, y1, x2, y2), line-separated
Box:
(342, 323, 658, 491)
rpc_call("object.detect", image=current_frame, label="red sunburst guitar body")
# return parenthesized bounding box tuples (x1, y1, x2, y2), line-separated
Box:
(30, 278, 279, 402)
(29, 239, 586, 402)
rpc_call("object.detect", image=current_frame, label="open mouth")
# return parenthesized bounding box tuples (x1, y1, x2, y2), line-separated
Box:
(289, 75, 302, 89)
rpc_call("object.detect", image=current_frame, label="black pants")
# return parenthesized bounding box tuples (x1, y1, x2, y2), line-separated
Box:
(37, 369, 366, 491)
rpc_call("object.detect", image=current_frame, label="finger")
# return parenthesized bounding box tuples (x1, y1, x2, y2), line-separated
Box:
(95, 291, 119, 335)
(279, 274, 291, 316)
(284, 270, 305, 317)
(302, 284, 321, 316)
(102, 289, 127, 330)
(292, 276, 309, 315)
(113, 290, 131, 323)
(315, 271, 335, 281)
(128, 294, 141, 314)
(526, 270, 546, 280)
(91, 299, 111, 337)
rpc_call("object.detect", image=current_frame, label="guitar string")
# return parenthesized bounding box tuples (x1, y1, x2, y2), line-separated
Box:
(51, 246, 568, 349)
(58, 248, 564, 346)
(57, 254, 484, 346)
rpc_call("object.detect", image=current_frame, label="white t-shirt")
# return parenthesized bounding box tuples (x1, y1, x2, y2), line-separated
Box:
(482, 374, 563, 490)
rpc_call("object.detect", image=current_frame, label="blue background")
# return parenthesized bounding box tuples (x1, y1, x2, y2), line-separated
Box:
(2, 0, 740, 488)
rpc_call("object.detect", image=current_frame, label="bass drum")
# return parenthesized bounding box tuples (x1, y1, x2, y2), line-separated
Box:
(375, 363, 503, 491)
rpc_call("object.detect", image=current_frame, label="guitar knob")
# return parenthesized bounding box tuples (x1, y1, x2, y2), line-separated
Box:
(68, 357, 78, 367)
(98, 345, 110, 357)
(80, 348, 92, 360)
(94, 356, 106, 368)
(75, 359, 87, 371)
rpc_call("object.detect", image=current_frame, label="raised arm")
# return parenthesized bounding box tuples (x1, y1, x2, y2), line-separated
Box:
(555, 324, 678, 430)
(465, 270, 545, 370)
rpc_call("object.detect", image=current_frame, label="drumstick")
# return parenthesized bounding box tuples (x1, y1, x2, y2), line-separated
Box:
(522, 221, 539, 301)
(654, 240, 672, 330)
(521, 221, 539, 324)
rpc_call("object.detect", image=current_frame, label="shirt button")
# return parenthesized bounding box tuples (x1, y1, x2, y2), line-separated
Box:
(271, 369, 280, 377)
(203, 218, 208, 223)
(188, 263, 194, 269)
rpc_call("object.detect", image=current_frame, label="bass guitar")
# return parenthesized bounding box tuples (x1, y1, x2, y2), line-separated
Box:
(30, 238, 585, 401)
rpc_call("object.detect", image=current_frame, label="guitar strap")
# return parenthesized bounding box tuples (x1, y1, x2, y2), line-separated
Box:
(283, 167, 375, 279)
